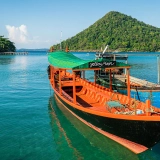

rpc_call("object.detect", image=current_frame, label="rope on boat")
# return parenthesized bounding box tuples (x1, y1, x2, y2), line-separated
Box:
(135, 86, 140, 101)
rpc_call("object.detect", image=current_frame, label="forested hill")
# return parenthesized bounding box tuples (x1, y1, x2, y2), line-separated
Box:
(53, 11, 160, 52)
(0, 36, 16, 52)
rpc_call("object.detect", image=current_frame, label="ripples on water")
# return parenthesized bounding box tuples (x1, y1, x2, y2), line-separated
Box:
(0, 51, 160, 160)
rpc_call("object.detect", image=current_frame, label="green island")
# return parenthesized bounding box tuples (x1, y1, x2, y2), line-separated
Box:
(52, 11, 160, 52)
(0, 36, 16, 52)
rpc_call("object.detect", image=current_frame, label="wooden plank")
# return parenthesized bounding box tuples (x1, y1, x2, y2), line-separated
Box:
(0, 52, 28, 55)
(114, 74, 160, 90)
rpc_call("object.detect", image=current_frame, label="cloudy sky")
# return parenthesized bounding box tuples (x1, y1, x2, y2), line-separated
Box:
(1, 0, 160, 49)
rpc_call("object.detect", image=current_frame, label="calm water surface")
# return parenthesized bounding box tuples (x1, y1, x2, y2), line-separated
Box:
(0, 51, 160, 160)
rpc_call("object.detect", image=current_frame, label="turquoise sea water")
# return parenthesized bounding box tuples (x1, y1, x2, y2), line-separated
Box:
(0, 51, 160, 160)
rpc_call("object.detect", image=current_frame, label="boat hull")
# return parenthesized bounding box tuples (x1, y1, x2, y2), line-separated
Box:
(55, 92, 160, 151)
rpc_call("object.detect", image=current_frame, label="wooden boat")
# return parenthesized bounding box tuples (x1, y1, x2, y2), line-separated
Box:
(48, 50, 160, 154)
(49, 96, 139, 159)
(94, 51, 160, 91)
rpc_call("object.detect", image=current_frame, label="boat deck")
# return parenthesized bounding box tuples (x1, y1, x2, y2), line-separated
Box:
(63, 88, 160, 116)
(75, 92, 135, 114)
(76, 94, 108, 111)
(64, 88, 130, 114)
(115, 74, 160, 91)
(54, 75, 160, 116)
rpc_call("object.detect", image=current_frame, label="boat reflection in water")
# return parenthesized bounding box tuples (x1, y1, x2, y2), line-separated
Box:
(48, 95, 141, 160)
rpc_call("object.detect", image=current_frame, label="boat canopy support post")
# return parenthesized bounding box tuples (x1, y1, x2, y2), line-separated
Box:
(94, 70, 96, 84)
(73, 71, 76, 104)
(109, 69, 112, 91)
(82, 70, 85, 79)
(113, 54, 116, 61)
(146, 99, 151, 116)
(64, 69, 66, 76)
(125, 57, 128, 75)
(59, 69, 62, 95)
(52, 66, 55, 88)
(127, 68, 131, 99)
(50, 65, 53, 80)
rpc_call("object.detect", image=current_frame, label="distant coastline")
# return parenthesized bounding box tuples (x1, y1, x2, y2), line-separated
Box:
(16, 49, 160, 53)
(16, 48, 49, 52)
(69, 50, 160, 53)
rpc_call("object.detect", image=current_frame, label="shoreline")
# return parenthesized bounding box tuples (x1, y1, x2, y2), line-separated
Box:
(69, 50, 160, 53)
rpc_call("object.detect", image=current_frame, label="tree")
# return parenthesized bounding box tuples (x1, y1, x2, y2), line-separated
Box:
(52, 11, 160, 52)
(0, 36, 16, 52)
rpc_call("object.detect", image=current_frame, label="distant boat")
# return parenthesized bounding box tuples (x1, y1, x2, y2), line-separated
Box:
(48, 50, 160, 154)
(95, 49, 160, 91)
(95, 45, 127, 60)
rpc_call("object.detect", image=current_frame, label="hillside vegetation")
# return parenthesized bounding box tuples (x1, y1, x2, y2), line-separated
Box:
(53, 11, 160, 52)
(0, 36, 16, 52)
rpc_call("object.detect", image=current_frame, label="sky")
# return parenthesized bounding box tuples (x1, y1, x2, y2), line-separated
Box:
(1, 0, 160, 49)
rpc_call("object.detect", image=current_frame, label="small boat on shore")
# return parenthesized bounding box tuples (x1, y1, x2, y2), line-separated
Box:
(47, 50, 160, 154)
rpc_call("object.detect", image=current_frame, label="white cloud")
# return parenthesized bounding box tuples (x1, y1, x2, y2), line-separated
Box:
(5, 25, 52, 49)
(6, 25, 28, 43)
